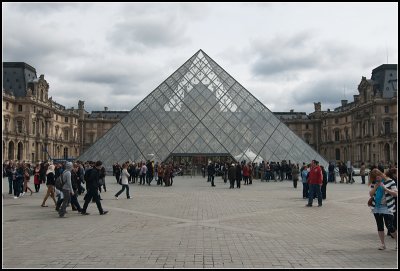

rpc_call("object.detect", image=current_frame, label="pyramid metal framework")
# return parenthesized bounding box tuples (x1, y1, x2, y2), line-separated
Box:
(78, 50, 327, 168)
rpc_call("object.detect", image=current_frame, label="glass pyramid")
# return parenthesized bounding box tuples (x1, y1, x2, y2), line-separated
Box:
(78, 50, 327, 169)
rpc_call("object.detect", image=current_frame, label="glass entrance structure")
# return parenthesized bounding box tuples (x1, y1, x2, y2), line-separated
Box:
(78, 50, 327, 171)
(166, 153, 235, 176)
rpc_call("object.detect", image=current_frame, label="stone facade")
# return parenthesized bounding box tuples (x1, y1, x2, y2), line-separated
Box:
(2, 63, 397, 167)
(3, 74, 81, 163)
(275, 64, 398, 167)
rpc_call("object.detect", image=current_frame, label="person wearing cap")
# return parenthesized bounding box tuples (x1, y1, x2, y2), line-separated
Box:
(306, 160, 323, 207)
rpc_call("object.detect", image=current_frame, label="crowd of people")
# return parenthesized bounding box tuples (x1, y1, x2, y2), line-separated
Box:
(3, 158, 397, 250)
(4, 160, 108, 217)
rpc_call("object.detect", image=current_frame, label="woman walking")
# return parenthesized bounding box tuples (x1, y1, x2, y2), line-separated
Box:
(115, 163, 131, 199)
(369, 168, 397, 250)
(41, 164, 57, 207)
(33, 164, 41, 192)
(23, 164, 33, 196)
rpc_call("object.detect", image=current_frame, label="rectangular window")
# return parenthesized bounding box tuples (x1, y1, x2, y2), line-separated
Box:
(18, 105, 22, 112)
(335, 118, 339, 124)
(32, 121, 36, 134)
(65, 117, 69, 123)
(64, 130, 69, 141)
(17, 120, 23, 133)
(384, 106, 389, 113)
(335, 149, 341, 161)
(384, 121, 391, 135)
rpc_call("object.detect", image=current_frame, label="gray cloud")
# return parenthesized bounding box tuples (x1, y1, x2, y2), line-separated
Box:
(2, 3, 397, 116)
(107, 18, 188, 51)
(292, 77, 361, 107)
(105, 3, 209, 52)
(250, 33, 358, 79)
(8, 2, 79, 13)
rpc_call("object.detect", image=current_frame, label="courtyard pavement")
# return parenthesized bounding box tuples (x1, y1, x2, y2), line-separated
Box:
(2, 175, 398, 268)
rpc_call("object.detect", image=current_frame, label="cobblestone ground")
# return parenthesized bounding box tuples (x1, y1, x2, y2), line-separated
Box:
(2, 175, 398, 268)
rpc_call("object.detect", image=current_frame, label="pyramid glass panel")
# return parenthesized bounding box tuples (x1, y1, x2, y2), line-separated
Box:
(78, 50, 327, 171)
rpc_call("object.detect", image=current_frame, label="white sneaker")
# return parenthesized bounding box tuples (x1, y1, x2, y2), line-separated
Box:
(22, 192, 26, 196)
(115, 196, 118, 200)
(13, 196, 18, 199)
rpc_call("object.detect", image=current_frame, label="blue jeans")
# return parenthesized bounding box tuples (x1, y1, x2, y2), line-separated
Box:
(308, 184, 322, 206)
(302, 182, 309, 198)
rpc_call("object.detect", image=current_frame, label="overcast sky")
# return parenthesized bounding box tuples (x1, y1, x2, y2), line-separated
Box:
(3, 2, 398, 113)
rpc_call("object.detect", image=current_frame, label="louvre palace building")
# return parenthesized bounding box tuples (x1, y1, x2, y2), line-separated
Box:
(2, 51, 397, 170)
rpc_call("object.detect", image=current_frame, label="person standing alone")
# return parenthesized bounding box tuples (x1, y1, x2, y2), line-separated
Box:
(306, 160, 323, 207)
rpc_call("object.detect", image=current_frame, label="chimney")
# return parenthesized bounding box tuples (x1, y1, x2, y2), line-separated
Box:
(341, 100, 348, 106)
(314, 102, 321, 112)
(104, 107, 108, 111)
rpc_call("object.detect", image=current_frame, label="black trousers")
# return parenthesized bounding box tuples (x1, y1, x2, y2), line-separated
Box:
(82, 189, 104, 214)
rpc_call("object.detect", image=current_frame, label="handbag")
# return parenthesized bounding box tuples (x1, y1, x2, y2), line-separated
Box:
(367, 197, 373, 207)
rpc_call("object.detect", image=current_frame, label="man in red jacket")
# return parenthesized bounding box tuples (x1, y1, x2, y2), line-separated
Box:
(306, 160, 323, 207)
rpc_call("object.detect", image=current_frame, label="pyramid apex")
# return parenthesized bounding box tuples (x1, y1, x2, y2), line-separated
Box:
(78, 49, 327, 169)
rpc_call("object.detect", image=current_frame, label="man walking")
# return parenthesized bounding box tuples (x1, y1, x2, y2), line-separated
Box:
(81, 161, 108, 215)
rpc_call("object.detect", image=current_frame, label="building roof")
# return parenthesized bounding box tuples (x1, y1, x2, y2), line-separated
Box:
(88, 111, 129, 119)
(3, 62, 37, 97)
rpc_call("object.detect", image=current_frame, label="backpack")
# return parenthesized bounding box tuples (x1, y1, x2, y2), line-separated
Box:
(55, 172, 66, 190)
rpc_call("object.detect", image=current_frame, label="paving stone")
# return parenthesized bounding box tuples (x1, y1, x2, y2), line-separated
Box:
(2, 175, 397, 268)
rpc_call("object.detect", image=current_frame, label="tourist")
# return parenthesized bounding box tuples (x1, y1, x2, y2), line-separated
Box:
(81, 161, 108, 215)
(369, 168, 397, 250)
(115, 163, 131, 199)
(306, 160, 323, 207)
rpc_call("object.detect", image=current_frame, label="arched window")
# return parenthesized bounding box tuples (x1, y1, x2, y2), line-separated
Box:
(40, 89, 44, 101)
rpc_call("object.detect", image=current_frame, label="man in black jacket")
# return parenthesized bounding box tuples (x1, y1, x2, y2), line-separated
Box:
(207, 162, 216, 187)
(81, 161, 108, 215)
